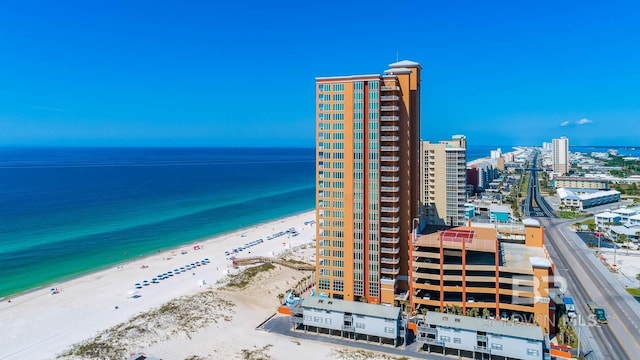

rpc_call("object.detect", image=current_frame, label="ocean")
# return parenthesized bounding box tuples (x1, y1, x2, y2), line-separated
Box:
(0, 147, 316, 297)
(0, 145, 507, 298)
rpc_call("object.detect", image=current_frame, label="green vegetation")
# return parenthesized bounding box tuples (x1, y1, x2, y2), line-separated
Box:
(557, 211, 589, 219)
(223, 262, 276, 289)
(613, 183, 640, 196)
(59, 290, 234, 360)
(605, 155, 640, 176)
(626, 288, 640, 296)
(241, 344, 273, 360)
(556, 316, 579, 348)
(332, 349, 410, 360)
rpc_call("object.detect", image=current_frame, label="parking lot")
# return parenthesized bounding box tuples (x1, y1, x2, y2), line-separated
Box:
(575, 231, 618, 249)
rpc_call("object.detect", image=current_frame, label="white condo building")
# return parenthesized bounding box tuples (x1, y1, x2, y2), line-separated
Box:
(552, 137, 569, 175)
(420, 135, 467, 226)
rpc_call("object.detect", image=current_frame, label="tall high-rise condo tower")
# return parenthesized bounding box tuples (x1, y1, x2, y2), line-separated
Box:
(552, 136, 569, 175)
(420, 135, 467, 227)
(315, 60, 421, 305)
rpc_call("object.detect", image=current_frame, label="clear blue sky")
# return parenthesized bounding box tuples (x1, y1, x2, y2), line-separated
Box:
(1, 1, 639, 147)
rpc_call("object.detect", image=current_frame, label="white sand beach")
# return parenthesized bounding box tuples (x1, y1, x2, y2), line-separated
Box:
(1, 211, 316, 359)
(1, 210, 414, 360)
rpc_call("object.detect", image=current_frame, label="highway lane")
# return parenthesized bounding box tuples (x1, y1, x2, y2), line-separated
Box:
(543, 218, 640, 359)
(523, 151, 637, 357)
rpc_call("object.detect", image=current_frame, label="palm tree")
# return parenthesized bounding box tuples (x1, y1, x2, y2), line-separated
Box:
(421, 307, 428, 321)
(482, 308, 490, 319)
(620, 234, 629, 255)
(467, 307, 480, 318)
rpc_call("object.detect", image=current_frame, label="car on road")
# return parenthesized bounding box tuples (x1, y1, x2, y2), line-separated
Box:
(587, 301, 608, 324)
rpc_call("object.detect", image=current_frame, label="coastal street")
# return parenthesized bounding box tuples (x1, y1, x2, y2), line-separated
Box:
(542, 217, 640, 359)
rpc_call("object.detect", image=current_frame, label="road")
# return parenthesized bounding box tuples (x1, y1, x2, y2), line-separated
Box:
(521, 151, 639, 358)
(543, 218, 640, 359)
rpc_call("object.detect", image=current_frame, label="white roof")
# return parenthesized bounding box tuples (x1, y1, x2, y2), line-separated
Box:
(630, 214, 640, 220)
(613, 208, 637, 215)
(388, 59, 422, 68)
(425, 312, 544, 341)
(489, 204, 510, 213)
(523, 218, 541, 227)
(557, 188, 621, 201)
(316, 74, 381, 81)
(595, 211, 621, 219)
(610, 224, 640, 236)
(383, 67, 412, 74)
(529, 256, 552, 268)
(300, 296, 400, 320)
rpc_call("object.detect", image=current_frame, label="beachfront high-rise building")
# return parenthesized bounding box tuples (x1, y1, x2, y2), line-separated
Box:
(420, 135, 467, 227)
(552, 136, 569, 175)
(315, 60, 421, 305)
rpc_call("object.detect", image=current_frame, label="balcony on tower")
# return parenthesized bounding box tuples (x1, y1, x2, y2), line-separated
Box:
(380, 166, 400, 172)
(380, 186, 400, 193)
(381, 267, 400, 275)
(381, 247, 400, 255)
(380, 156, 400, 162)
(380, 105, 399, 112)
(380, 176, 399, 183)
(381, 236, 400, 244)
(381, 257, 400, 265)
(381, 115, 399, 121)
(381, 216, 400, 224)
(380, 145, 399, 152)
(380, 95, 400, 101)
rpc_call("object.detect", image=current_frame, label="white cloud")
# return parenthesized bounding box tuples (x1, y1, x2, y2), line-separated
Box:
(560, 121, 570, 127)
(576, 118, 592, 125)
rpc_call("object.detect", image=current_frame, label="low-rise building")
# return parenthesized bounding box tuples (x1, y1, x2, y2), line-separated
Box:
(290, 296, 403, 346)
(594, 211, 621, 230)
(610, 223, 640, 242)
(557, 188, 621, 210)
(488, 204, 511, 223)
(612, 207, 639, 223)
(416, 311, 548, 360)
(551, 176, 609, 190)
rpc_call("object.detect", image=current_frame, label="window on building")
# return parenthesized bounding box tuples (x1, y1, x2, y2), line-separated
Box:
(527, 349, 539, 356)
(453, 337, 461, 344)
(491, 343, 503, 350)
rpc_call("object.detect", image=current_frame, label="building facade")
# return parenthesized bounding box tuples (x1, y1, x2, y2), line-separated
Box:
(290, 296, 402, 346)
(551, 176, 609, 190)
(556, 188, 621, 210)
(315, 60, 421, 305)
(420, 135, 467, 227)
(552, 137, 569, 175)
(410, 219, 557, 335)
(416, 312, 547, 359)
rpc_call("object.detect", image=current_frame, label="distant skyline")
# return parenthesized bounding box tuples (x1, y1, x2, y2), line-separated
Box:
(1, 1, 639, 147)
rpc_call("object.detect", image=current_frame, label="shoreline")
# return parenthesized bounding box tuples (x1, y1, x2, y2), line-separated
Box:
(0, 207, 315, 299)
(1, 209, 318, 359)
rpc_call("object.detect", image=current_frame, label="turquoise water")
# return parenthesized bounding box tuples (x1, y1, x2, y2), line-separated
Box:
(0, 145, 506, 298)
(0, 147, 315, 297)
